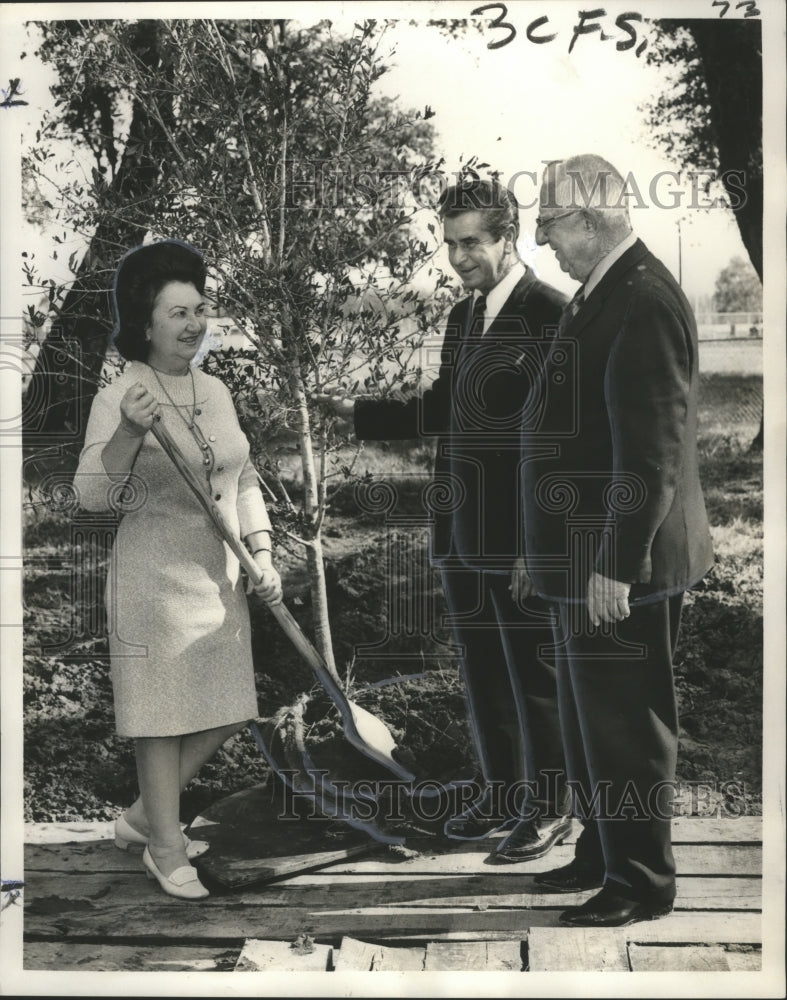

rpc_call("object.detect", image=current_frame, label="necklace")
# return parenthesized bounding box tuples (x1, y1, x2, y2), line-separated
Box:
(149, 364, 197, 427)
(147, 364, 214, 473)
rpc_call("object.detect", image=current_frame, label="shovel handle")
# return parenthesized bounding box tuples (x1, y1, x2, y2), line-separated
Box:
(150, 418, 263, 581)
(149, 417, 343, 691)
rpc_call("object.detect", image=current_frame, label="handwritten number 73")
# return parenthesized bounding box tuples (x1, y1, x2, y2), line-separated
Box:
(712, 1, 761, 16)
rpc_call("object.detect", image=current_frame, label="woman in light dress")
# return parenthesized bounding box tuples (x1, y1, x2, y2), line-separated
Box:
(75, 240, 281, 900)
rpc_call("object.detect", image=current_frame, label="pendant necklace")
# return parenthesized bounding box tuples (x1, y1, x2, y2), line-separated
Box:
(148, 364, 213, 472)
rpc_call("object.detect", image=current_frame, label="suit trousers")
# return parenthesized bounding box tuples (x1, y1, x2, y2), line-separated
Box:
(440, 566, 568, 818)
(551, 593, 683, 904)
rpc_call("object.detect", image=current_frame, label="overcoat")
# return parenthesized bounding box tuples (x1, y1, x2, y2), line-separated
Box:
(520, 239, 714, 601)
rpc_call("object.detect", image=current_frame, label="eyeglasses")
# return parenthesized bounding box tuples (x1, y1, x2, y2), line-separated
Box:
(535, 209, 583, 234)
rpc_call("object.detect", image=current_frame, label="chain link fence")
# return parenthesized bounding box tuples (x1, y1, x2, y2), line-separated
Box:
(697, 314, 763, 444)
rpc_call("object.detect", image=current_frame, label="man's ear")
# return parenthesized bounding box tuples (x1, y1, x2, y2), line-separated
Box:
(581, 210, 600, 236)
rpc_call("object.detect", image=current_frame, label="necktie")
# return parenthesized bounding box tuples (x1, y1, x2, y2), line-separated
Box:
(558, 286, 585, 334)
(468, 294, 487, 337)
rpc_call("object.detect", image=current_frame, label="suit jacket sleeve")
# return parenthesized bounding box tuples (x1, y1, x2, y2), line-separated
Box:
(353, 309, 463, 441)
(596, 290, 692, 584)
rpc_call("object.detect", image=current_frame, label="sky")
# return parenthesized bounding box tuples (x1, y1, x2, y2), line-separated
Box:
(11, 1, 753, 311)
(366, 9, 748, 303)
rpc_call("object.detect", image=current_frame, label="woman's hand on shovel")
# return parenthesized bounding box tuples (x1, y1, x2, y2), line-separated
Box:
(247, 550, 283, 605)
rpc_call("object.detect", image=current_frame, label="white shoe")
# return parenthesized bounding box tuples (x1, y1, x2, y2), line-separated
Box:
(114, 812, 209, 859)
(142, 845, 209, 900)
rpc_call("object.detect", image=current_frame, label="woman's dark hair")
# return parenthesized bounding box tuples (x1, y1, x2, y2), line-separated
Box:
(112, 240, 207, 362)
(437, 178, 520, 242)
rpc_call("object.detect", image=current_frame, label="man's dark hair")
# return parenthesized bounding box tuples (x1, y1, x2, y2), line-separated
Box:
(112, 239, 207, 362)
(437, 178, 520, 241)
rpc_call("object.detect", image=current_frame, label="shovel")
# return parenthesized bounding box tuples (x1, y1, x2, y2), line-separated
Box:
(150, 417, 415, 783)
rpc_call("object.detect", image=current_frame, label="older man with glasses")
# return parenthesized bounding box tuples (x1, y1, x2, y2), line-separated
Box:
(514, 154, 713, 926)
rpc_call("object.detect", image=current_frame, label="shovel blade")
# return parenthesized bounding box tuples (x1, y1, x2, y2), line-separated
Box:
(345, 700, 414, 782)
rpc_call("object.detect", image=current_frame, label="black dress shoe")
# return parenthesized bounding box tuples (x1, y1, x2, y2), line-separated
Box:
(559, 886, 674, 927)
(533, 859, 605, 893)
(493, 815, 573, 862)
(443, 793, 515, 841)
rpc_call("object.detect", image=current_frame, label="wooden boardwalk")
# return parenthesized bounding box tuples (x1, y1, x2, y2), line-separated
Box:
(22, 794, 763, 974)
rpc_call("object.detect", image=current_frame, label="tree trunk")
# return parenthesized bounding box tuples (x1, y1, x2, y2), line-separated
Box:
(690, 19, 763, 453)
(690, 20, 763, 284)
(23, 21, 173, 475)
(289, 368, 339, 681)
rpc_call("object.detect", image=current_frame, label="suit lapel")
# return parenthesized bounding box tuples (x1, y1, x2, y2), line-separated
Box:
(561, 239, 650, 338)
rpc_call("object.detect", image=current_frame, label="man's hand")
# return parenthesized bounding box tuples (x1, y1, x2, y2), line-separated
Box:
(587, 572, 631, 626)
(313, 394, 355, 421)
(510, 556, 536, 605)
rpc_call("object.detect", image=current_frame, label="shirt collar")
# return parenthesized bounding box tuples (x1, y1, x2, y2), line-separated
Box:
(473, 260, 526, 335)
(584, 231, 637, 299)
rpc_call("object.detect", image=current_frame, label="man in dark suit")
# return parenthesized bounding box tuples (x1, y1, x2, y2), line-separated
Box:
(323, 180, 571, 860)
(515, 154, 714, 925)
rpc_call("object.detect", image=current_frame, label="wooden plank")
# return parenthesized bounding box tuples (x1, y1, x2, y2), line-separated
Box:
(24, 900, 540, 942)
(248, 875, 762, 911)
(23, 815, 763, 849)
(628, 943, 732, 971)
(671, 817, 762, 843)
(534, 817, 762, 845)
(319, 841, 565, 875)
(23, 893, 763, 945)
(23, 869, 761, 916)
(528, 927, 629, 972)
(423, 940, 523, 971)
(22, 941, 239, 972)
(25, 841, 144, 875)
(724, 947, 762, 971)
(21, 869, 761, 950)
(333, 937, 425, 971)
(377, 912, 763, 946)
(23, 828, 380, 886)
(672, 877, 761, 909)
(486, 941, 526, 970)
(25, 822, 116, 845)
(367, 943, 427, 972)
(623, 911, 761, 945)
(318, 843, 762, 876)
(24, 825, 763, 878)
(423, 941, 493, 972)
(362, 931, 529, 943)
(234, 938, 332, 971)
(333, 936, 383, 971)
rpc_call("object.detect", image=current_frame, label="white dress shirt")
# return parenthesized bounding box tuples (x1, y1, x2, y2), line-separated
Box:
(584, 230, 638, 299)
(472, 260, 526, 335)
